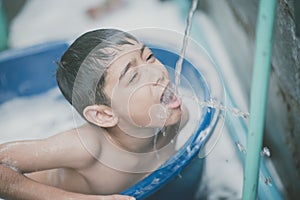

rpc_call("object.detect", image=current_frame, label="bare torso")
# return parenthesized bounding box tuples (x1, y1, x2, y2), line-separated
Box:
(27, 123, 177, 195)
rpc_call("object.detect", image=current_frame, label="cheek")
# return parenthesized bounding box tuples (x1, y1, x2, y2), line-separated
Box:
(164, 109, 182, 126)
(131, 88, 151, 103)
(111, 86, 153, 120)
(128, 88, 166, 127)
(128, 89, 152, 118)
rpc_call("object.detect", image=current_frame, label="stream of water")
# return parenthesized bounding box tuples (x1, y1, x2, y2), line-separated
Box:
(174, 0, 199, 93)
(174, 0, 249, 119)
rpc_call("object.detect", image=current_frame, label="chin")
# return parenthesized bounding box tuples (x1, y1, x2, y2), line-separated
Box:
(164, 108, 182, 126)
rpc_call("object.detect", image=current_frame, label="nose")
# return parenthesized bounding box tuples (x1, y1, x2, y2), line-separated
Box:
(153, 68, 169, 87)
(154, 72, 163, 86)
(138, 63, 169, 85)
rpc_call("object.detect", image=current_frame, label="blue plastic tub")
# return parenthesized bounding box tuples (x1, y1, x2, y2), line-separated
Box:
(0, 40, 219, 199)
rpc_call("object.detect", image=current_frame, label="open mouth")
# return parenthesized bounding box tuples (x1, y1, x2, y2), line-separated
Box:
(160, 85, 182, 109)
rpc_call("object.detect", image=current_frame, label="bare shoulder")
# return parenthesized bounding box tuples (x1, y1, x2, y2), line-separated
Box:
(39, 123, 105, 170)
(73, 123, 105, 159)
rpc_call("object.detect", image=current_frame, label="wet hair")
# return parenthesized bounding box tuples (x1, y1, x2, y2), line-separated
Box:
(56, 29, 139, 117)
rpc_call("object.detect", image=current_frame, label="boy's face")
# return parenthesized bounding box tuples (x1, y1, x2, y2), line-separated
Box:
(103, 40, 182, 131)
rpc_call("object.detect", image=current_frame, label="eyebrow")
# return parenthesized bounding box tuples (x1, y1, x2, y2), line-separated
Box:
(119, 45, 146, 81)
(140, 44, 146, 57)
(119, 63, 131, 81)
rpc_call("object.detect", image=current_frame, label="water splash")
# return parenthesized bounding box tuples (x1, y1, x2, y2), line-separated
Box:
(177, 173, 183, 179)
(235, 141, 246, 154)
(186, 145, 192, 156)
(228, 107, 249, 119)
(261, 146, 271, 157)
(174, 0, 199, 93)
(264, 176, 273, 186)
(151, 178, 160, 185)
(153, 129, 160, 159)
(181, 94, 249, 119)
(199, 99, 249, 119)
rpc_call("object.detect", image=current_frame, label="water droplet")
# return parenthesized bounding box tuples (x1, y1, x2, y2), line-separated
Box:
(153, 131, 160, 159)
(219, 104, 226, 111)
(219, 112, 225, 119)
(186, 146, 191, 154)
(177, 173, 182, 179)
(235, 141, 246, 154)
(261, 147, 271, 157)
(170, 139, 174, 144)
(242, 112, 250, 119)
(162, 131, 166, 137)
(152, 178, 160, 184)
(264, 176, 272, 186)
(229, 107, 250, 119)
(196, 99, 249, 119)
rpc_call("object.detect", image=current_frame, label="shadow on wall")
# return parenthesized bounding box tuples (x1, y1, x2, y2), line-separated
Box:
(295, 1, 300, 36)
(199, 0, 300, 199)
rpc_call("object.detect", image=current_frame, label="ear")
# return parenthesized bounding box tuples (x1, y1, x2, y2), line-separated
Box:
(83, 105, 118, 128)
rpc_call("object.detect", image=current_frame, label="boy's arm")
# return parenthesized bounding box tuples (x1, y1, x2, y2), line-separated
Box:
(0, 167, 132, 200)
(0, 129, 134, 200)
(0, 129, 94, 173)
(0, 165, 98, 200)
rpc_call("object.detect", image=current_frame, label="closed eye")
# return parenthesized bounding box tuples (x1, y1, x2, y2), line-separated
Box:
(147, 54, 153, 60)
(129, 72, 138, 83)
(146, 54, 155, 62)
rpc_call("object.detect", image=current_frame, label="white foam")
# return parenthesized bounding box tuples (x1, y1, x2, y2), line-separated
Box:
(0, 88, 84, 143)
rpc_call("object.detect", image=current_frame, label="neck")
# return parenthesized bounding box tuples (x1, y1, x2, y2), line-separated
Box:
(105, 125, 163, 153)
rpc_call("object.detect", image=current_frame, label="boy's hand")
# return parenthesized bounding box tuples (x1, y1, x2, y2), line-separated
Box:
(80, 194, 135, 200)
(65, 193, 136, 200)
(95, 195, 135, 200)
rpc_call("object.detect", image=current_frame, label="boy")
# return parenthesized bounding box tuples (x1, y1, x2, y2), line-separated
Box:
(0, 29, 187, 200)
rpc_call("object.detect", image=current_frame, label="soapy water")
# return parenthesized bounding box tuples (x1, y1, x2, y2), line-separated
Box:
(0, 88, 84, 144)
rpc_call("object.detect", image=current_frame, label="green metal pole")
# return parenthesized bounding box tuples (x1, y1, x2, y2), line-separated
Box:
(0, 0, 8, 51)
(242, 0, 277, 200)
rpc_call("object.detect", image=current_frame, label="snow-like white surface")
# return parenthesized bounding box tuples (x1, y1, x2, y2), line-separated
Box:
(0, 88, 84, 143)
(2, 0, 244, 199)
(9, 0, 185, 48)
